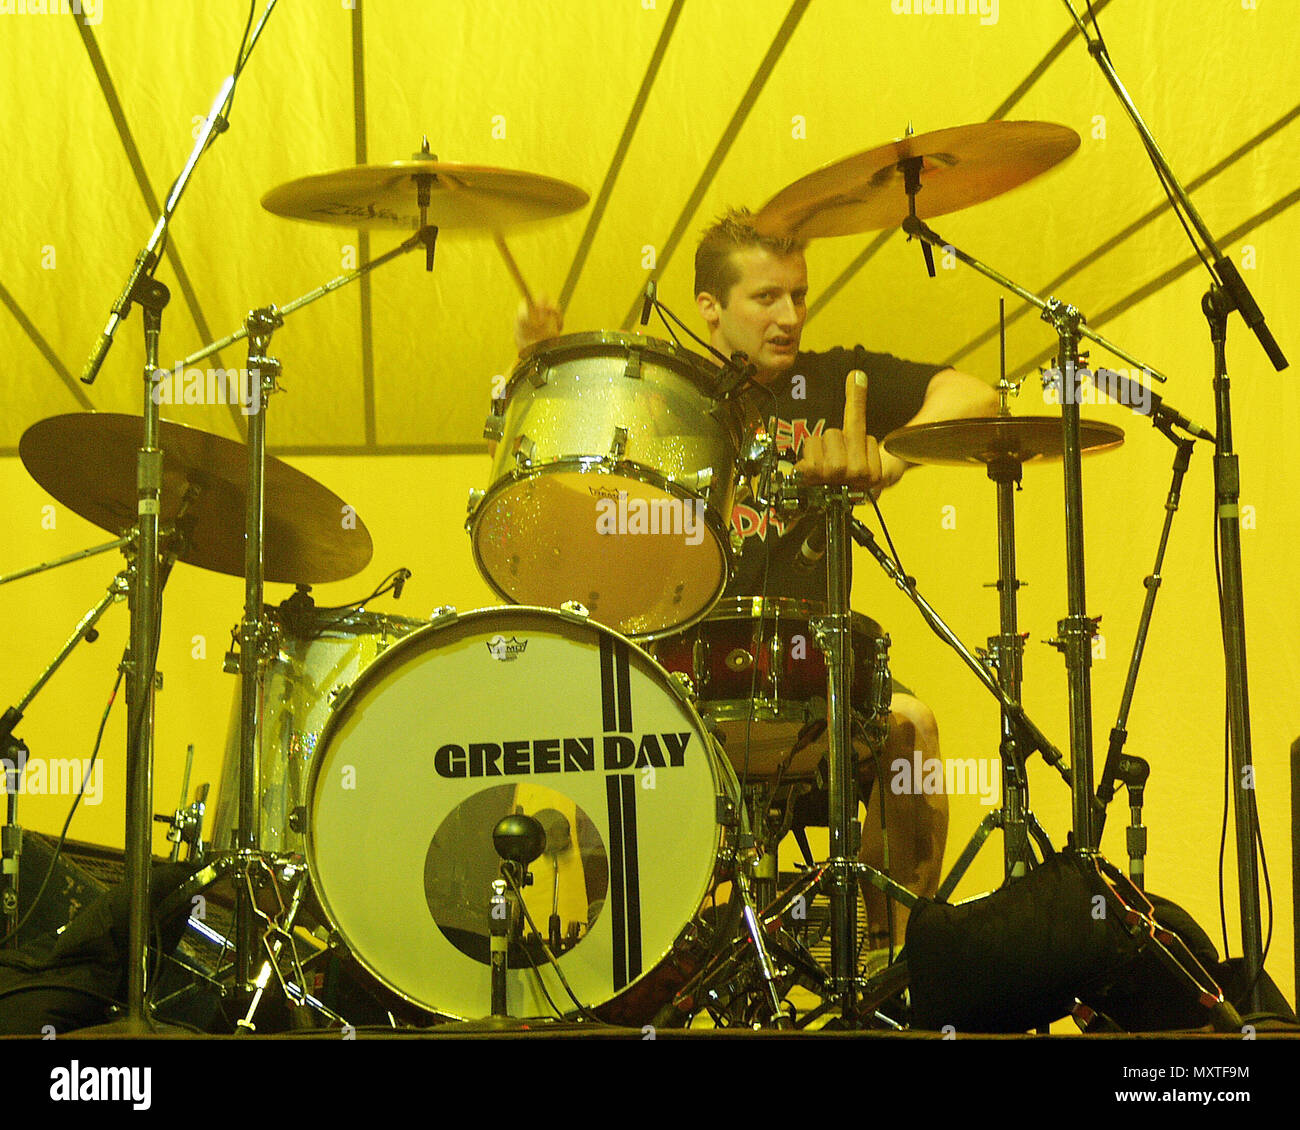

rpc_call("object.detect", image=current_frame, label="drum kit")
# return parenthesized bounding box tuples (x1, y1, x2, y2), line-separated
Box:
(0, 100, 1253, 1032)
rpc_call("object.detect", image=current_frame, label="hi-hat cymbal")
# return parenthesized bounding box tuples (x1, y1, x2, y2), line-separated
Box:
(882, 415, 1124, 469)
(261, 159, 589, 232)
(756, 121, 1080, 239)
(19, 414, 373, 584)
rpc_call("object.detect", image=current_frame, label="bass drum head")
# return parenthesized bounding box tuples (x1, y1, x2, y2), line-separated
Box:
(306, 607, 733, 1022)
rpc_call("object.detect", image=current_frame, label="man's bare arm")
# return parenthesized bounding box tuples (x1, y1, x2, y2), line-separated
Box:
(878, 367, 998, 487)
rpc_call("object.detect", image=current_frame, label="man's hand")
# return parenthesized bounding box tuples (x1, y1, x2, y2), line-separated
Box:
(795, 369, 897, 494)
(514, 295, 564, 354)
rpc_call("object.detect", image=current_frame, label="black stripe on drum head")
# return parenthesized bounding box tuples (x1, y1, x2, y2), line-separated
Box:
(620, 774, 642, 982)
(600, 634, 617, 733)
(606, 775, 628, 989)
(615, 639, 633, 733)
(600, 634, 635, 733)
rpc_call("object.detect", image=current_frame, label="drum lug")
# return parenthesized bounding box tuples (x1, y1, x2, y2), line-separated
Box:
(558, 601, 590, 623)
(429, 605, 459, 628)
(716, 795, 739, 827)
(672, 467, 713, 493)
(465, 488, 485, 526)
(482, 400, 505, 443)
(609, 426, 628, 460)
(623, 345, 643, 381)
(729, 528, 744, 556)
(667, 669, 694, 700)
(740, 430, 775, 475)
(511, 435, 536, 470)
(288, 805, 306, 834)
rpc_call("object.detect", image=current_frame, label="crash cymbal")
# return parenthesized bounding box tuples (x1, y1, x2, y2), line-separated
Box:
(19, 414, 372, 584)
(261, 158, 589, 232)
(882, 415, 1124, 468)
(755, 121, 1080, 239)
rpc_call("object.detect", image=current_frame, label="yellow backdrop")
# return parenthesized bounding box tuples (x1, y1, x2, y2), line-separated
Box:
(1, 1, 1295, 1012)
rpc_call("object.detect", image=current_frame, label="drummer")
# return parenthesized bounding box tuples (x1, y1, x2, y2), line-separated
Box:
(515, 208, 998, 945)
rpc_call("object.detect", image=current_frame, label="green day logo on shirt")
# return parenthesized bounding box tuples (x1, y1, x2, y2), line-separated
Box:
(730, 415, 826, 543)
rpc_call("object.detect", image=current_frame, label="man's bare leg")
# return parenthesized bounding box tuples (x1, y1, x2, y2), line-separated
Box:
(858, 693, 948, 948)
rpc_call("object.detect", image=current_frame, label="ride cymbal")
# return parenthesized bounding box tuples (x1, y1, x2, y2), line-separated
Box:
(261, 158, 589, 232)
(756, 121, 1080, 239)
(883, 415, 1124, 468)
(19, 413, 372, 584)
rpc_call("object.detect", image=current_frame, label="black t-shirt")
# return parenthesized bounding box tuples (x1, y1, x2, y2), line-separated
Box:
(725, 346, 945, 604)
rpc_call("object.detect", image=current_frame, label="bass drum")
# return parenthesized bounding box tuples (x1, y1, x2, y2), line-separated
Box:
(304, 606, 737, 1023)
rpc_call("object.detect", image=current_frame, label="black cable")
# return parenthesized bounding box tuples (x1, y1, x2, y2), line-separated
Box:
(1211, 480, 1274, 990)
(0, 669, 122, 949)
(868, 492, 908, 579)
(500, 867, 606, 1024)
(305, 568, 413, 632)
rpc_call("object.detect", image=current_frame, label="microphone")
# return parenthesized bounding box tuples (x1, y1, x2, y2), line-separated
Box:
(640, 278, 657, 327)
(392, 568, 412, 600)
(1091, 368, 1216, 442)
(795, 521, 827, 570)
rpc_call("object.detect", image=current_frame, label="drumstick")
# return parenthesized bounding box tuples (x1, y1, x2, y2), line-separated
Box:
(493, 232, 536, 310)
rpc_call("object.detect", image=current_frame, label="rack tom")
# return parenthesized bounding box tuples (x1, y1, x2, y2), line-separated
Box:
(466, 332, 761, 639)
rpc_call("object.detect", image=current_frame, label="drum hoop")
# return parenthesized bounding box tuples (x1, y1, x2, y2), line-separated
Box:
(268, 606, 432, 641)
(683, 596, 885, 640)
(302, 605, 737, 1019)
(512, 330, 723, 394)
(466, 463, 734, 641)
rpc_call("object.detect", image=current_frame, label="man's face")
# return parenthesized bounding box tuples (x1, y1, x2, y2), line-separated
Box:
(696, 246, 808, 381)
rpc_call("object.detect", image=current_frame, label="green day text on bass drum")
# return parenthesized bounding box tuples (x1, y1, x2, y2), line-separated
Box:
(304, 605, 739, 1024)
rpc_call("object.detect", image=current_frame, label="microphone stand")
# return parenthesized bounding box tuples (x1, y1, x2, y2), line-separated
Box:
(71, 2, 280, 1033)
(1095, 411, 1200, 890)
(1061, 0, 1287, 1012)
(899, 214, 1176, 865)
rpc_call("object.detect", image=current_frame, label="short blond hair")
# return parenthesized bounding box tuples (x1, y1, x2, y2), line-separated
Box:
(694, 207, 806, 305)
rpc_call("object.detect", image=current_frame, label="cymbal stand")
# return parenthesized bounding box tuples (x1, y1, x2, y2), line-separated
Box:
(899, 216, 1178, 853)
(68, 1, 281, 1033)
(936, 429, 1057, 898)
(884, 218, 1243, 1025)
(231, 305, 281, 993)
(167, 227, 436, 1025)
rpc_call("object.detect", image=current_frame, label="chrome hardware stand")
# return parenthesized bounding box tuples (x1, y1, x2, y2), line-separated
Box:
(896, 217, 1174, 853)
(1081, 2, 1285, 1005)
(70, 0, 281, 1034)
(934, 383, 1058, 897)
(171, 225, 437, 1014)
